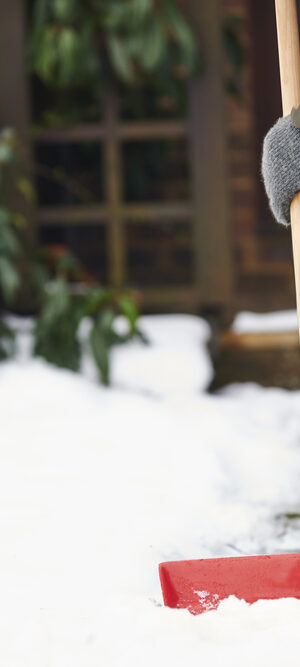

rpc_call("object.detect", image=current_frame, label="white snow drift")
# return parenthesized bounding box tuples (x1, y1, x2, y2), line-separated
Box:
(0, 313, 300, 665)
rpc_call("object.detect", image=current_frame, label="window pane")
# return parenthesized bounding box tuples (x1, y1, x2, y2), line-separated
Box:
(126, 221, 193, 286)
(40, 224, 107, 283)
(122, 140, 189, 202)
(35, 142, 103, 206)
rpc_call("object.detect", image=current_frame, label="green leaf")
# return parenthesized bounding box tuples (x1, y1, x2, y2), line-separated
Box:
(0, 257, 20, 302)
(30, 262, 49, 300)
(33, 279, 83, 372)
(84, 287, 109, 315)
(164, 0, 194, 48)
(135, 327, 149, 345)
(34, 26, 58, 82)
(90, 317, 111, 385)
(0, 319, 15, 360)
(57, 27, 80, 85)
(101, 308, 115, 330)
(104, 0, 152, 30)
(53, 0, 78, 22)
(139, 19, 167, 71)
(33, 321, 81, 371)
(107, 34, 135, 83)
(0, 223, 20, 256)
(124, 0, 152, 29)
(13, 213, 27, 229)
(16, 177, 36, 202)
(104, 2, 129, 29)
(41, 278, 70, 326)
(55, 251, 80, 275)
(118, 295, 139, 332)
(163, 0, 197, 72)
(0, 207, 13, 226)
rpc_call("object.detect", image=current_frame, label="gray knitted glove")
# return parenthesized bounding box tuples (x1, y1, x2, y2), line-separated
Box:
(262, 109, 300, 226)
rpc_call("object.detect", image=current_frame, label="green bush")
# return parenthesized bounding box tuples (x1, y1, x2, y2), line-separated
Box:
(29, 1, 244, 126)
(34, 276, 147, 384)
(29, 0, 199, 94)
(0, 128, 26, 357)
(0, 127, 146, 383)
(0, 129, 24, 306)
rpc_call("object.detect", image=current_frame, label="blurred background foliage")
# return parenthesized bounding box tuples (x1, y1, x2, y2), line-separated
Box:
(29, 0, 244, 126)
(0, 0, 244, 383)
(30, 0, 199, 87)
(0, 127, 146, 382)
(29, 0, 200, 125)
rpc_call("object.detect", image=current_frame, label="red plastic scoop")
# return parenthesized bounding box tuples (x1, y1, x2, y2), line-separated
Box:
(159, 554, 300, 615)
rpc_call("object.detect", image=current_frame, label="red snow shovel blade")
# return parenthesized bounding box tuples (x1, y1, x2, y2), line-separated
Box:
(159, 554, 300, 615)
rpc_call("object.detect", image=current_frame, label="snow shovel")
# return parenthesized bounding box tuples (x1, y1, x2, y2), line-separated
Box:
(159, 0, 300, 615)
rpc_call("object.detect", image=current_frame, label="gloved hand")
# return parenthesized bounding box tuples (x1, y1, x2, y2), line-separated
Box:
(262, 107, 300, 226)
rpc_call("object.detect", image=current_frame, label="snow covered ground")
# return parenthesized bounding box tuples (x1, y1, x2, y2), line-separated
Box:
(1, 313, 300, 665)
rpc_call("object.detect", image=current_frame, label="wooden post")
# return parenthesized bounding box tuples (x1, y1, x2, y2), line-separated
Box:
(187, 0, 233, 306)
(103, 91, 126, 287)
(275, 0, 300, 337)
(0, 0, 34, 234)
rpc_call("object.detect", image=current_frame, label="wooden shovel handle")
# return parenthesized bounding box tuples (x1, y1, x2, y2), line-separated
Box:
(275, 0, 300, 337)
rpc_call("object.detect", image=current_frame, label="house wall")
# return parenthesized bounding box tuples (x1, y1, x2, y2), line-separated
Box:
(1, 0, 295, 314)
(224, 0, 296, 311)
